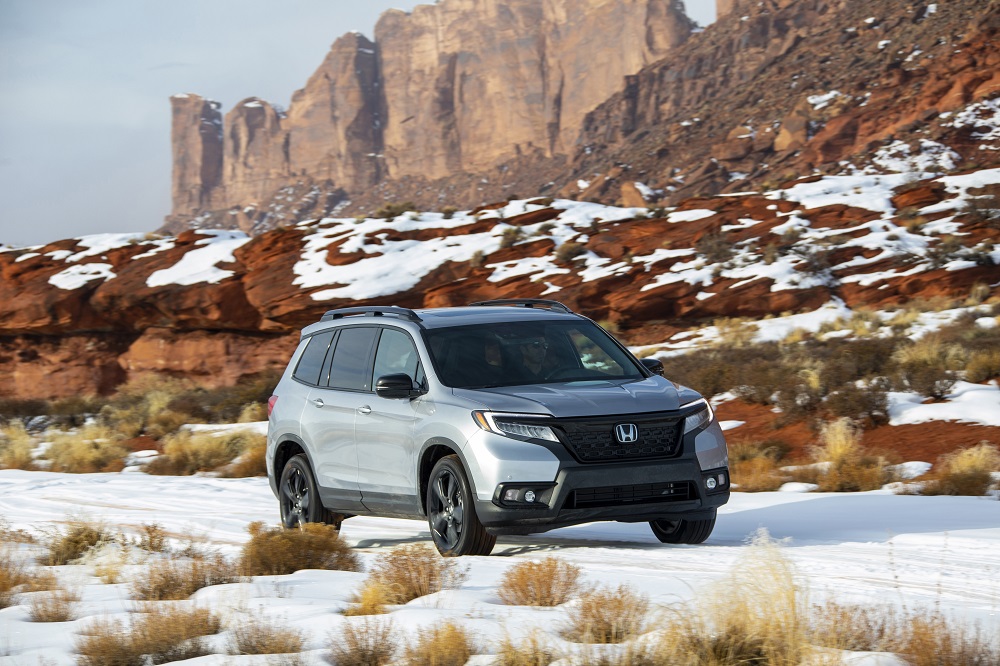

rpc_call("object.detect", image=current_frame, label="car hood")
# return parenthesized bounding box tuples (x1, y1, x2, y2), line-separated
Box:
(452, 377, 685, 418)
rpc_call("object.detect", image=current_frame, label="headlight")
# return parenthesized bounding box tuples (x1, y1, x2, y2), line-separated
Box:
(682, 398, 714, 434)
(473, 411, 559, 442)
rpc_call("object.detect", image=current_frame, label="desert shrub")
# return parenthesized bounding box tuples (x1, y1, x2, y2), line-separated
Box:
(927, 235, 965, 268)
(0, 421, 35, 469)
(920, 442, 1000, 496)
(44, 425, 129, 473)
(729, 446, 786, 493)
(714, 317, 758, 349)
(240, 521, 360, 577)
(374, 201, 417, 219)
(500, 226, 524, 248)
(404, 621, 475, 666)
(820, 337, 898, 385)
(145, 430, 255, 475)
(76, 607, 221, 666)
(45, 521, 114, 565)
(963, 193, 1000, 227)
(26, 586, 79, 622)
(365, 543, 467, 604)
(237, 401, 267, 423)
(809, 601, 904, 652)
(329, 617, 400, 666)
(131, 555, 238, 600)
(469, 249, 485, 268)
(224, 434, 267, 477)
(135, 523, 167, 553)
(0, 546, 27, 609)
(47, 395, 107, 428)
(734, 357, 793, 405)
(495, 632, 557, 666)
(228, 612, 304, 655)
(658, 529, 808, 665)
(695, 231, 734, 264)
(897, 611, 1000, 666)
(562, 584, 648, 644)
(343, 580, 395, 616)
(497, 557, 582, 606)
(441, 206, 458, 219)
(966, 349, 1000, 383)
(98, 375, 193, 438)
(808, 419, 892, 492)
(554, 241, 587, 263)
(892, 334, 967, 398)
(823, 380, 890, 428)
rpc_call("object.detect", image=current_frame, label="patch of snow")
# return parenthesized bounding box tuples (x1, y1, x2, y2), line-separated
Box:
(48, 263, 116, 290)
(888, 382, 1000, 427)
(577, 179, 591, 190)
(892, 462, 933, 480)
(767, 174, 912, 214)
(146, 230, 250, 288)
(807, 91, 842, 110)
(871, 139, 960, 174)
(778, 482, 820, 493)
(719, 420, 745, 431)
(667, 209, 716, 223)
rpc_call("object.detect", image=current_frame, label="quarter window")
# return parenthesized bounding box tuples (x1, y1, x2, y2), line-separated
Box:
(292, 331, 334, 386)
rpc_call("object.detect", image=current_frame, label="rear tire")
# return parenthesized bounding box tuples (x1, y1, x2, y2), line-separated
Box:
(426, 455, 496, 556)
(650, 510, 717, 544)
(279, 454, 344, 530)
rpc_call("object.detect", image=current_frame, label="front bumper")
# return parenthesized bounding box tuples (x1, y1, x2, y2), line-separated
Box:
(475, 458, 729, 536)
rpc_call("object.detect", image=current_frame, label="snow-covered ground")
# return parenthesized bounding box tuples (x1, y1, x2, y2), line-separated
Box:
(1, 470, 998, 664)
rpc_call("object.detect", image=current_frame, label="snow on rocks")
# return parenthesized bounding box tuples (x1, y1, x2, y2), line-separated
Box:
(888, 381, 1000, 427)
(146, 230, 250, 288)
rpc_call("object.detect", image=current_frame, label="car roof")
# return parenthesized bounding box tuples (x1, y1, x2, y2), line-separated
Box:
(414, 306, 582, 329)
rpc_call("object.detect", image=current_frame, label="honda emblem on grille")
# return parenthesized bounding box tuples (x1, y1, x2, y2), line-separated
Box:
(614, 423, 639, 444)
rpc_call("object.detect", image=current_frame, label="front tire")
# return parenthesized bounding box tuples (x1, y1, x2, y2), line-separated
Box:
(426, 455, 495, 556)
(279, 454, 344, 529)
(650, 510, 717, 544)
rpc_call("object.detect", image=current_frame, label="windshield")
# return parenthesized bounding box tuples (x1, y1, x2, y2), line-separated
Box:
(425, 320, 645, 389)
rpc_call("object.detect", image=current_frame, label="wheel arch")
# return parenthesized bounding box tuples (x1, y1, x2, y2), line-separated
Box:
(274, 435, 311, 480)
(417, 438, 474, 517)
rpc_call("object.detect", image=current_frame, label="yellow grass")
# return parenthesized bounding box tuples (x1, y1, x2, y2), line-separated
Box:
(228, 612, 304, 655)
(44, 425, 128, 473)
(328, 617, 400, 666)
(404, 621, 475, 666)
(497, 557, 582, 606)
(562, 585, 648, 644)
(365, 543, 467, 605)
(239, 521, 360, 577)
(0, 422, 36, 469)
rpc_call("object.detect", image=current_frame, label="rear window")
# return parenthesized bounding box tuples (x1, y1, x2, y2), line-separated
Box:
(292, 331, 334, 386)
(425, 320, 643, 389)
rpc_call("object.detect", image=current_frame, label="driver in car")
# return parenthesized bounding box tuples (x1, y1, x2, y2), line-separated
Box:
(518, 336, 549, 380)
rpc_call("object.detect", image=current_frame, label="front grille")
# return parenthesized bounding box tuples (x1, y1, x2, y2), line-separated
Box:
(555, 414, 682, 463)
(568, 481, 694, 509)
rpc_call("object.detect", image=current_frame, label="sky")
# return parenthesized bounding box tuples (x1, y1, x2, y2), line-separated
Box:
(0, 0, 717, 247)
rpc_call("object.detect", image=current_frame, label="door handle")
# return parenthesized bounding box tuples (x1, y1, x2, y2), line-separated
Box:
(357, 405, 372, 415)
(312, 398, 324, 408)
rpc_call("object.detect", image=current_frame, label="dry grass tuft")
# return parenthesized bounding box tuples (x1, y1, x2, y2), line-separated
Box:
(495, 632, 558, 666)
(76, 606, 221, 666)
(809, 601, 904, 653)
(365, 543, 468, 604)
(563, 584, 648, 644)
(0, 421, 36, 469)
(44, 425, 128, 473)
(404, 621, 475, 666)
(224, 432, 267, 477)
(806, 419, 892, 492)
(0, 545, 28, 609)
(240, 521, 360, 577)
(920, 442, 1000, 496)
(343, 580, 394, 616)
(966, 349, 1000, 383)
(45, 521, 114, 565)
(729, 440, 791, 492)
(328, 617, 400, 666)
(131, 554, 239, 600)
(897, 612, 1000, 666)
(228, 612, 304, 655)
(497, 557, 582, 606)
(658, 529, 808, 665)
(26, 585, 80, 622)
(145, 430, 253, 475)
(136, 522, 168, 553)
(713, 317, 758, 348)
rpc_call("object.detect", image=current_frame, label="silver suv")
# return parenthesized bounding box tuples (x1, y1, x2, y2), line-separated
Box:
(266, 300, 729, 556)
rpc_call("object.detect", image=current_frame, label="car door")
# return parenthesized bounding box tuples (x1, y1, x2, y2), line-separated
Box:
(302, 325, 378, 513)
(356, 327, 423, 515)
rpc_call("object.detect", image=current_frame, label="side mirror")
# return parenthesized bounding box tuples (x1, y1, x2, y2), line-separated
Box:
(640, 357, 664, 376)
(375, 373, 423, 399)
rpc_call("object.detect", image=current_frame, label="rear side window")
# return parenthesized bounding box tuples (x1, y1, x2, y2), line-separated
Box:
(372, 329, 420, 381)
(293, 331, 335, 386)
(328, 327, 379, 391)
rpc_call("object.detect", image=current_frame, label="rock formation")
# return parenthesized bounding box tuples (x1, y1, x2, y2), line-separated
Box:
(164, 0, 693, 232)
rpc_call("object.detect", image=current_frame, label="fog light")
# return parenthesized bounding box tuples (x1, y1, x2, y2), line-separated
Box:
(524, 490, 536, 503)
(718, 473, 727, 486)
(503, 489, 519, 501)
(706, 477, 718, 490)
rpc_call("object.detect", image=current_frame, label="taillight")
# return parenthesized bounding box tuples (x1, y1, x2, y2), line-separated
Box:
(267, 395, 278, 417)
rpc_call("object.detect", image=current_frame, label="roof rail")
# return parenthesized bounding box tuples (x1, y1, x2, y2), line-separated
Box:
(467, 299, 573, 314)
(320, 306, 423, 322)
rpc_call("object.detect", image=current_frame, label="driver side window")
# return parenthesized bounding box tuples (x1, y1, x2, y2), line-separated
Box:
(373, 329, 420, 382)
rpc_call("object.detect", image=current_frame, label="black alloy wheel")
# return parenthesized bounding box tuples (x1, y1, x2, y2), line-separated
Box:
(649, 510, 717, 545)
(426, 455, 495, 556)
(279, 454, 343, 529)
